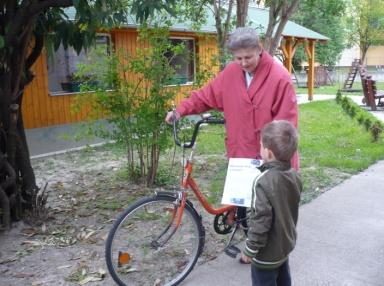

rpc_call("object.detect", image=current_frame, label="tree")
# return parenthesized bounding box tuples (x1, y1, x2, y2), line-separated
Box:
(74, 24, 187, 186)
(346, 0, 384, 63)
(212, 0, 235, 68)
(291, 0, 346, 67)
(262, 0, 300, 55)
(211, 0, 301, 61)
(0, 0, 175, 228)
(236, 0, 250, 27)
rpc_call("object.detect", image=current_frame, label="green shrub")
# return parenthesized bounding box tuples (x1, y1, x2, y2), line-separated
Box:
(341, 97, 349, 111)
(370, 122, 383, 142)
(335, 89, 342, 103)
(336, 94, 382, 141)
(73, 24, 184, 185)
(348, 105, 357, 118)
(364, 118, 372, 131)
(357, 114, 365, 124)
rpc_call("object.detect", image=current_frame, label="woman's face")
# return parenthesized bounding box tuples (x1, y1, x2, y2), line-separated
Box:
(232, 47, 261, 74)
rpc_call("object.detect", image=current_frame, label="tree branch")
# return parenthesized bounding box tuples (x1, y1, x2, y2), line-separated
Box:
(224, 0, 234, 36)
(25, 32, 44, 71)
(6, 0, 73, 47)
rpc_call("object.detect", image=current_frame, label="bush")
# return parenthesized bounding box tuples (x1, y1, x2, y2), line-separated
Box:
(370, 122, 383, 142)
(348, 105, 357, 118)
(73, 24, 183, 185)
(357, 114, 365, 124)
(335, 89, 342, 103)
(364, 118, 372, 131)
(335, 93, 382, 141)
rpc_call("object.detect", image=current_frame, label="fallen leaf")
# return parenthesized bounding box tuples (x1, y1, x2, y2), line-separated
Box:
(118, 267, 138, 274)
(21, 228, 38, 237)
(13, 272, 34, 278)
(68, 256, 81, 261)
(21, 240, 43, 247)
(78, 276, 103, 285)
(84, 230, 96, 240)
(0, 257, 18, 264)
(81, 268, 87, 276)
(57, 265, 72, 269)
(97, 268, 107, 278)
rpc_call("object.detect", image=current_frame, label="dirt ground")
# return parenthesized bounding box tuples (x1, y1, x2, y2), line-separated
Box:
(0, 147, 236, 286)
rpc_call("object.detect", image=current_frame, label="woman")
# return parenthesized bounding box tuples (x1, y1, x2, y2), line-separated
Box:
(166, 27, 299, 170)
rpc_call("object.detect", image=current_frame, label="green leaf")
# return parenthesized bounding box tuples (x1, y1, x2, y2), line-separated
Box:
(0, 36, 4, 49)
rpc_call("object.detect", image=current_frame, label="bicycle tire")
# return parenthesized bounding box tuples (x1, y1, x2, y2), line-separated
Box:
(105, 194, 205, 286)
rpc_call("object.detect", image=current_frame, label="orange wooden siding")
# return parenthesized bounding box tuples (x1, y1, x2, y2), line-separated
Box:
(21, 29, 219, 129)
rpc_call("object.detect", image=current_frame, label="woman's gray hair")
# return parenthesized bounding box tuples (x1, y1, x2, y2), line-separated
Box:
(226, 27, 261, 52)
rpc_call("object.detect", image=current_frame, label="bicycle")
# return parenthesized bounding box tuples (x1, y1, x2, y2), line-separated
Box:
(105, 113, 249, 286)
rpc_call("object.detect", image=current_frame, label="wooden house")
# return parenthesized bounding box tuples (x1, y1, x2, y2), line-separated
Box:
(22, 6, 328, 129)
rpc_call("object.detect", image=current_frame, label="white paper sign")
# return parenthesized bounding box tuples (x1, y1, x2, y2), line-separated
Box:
(221, 158, 263, 207)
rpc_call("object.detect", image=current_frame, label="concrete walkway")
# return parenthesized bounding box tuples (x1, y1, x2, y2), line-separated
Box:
(182, 160, 384, 285)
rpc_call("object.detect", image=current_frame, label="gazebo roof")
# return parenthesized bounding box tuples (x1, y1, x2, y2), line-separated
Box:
(167, 6, 329, 41)
(247, 7, 329, 41)
(65, 5, 328, 41)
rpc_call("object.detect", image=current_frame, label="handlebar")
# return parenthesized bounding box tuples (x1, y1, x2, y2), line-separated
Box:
(172, 114, 225, 148)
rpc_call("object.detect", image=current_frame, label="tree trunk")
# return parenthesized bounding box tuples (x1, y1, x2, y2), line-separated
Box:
(267, 15, 289, 55)
(360, 33, 370, 64)
(0, 43, 40, 227)
(213, 0, 235, 70)
(236, 0, 249, 27)
(263, 0, 300, 55)
(147, 133, 160, 186)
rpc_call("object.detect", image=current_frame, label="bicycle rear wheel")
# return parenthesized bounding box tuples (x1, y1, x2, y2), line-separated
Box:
(105, 194, 205, 286)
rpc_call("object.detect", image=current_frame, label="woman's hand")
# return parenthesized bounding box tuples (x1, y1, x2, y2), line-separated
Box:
(165, 110, 180, 124)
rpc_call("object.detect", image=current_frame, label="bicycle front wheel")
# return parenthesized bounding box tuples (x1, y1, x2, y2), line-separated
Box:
(105, 194, 205, 286)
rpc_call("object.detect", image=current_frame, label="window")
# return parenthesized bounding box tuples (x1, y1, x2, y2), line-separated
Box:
(47, 34, 111, 94)
(165, 38, 196, 85)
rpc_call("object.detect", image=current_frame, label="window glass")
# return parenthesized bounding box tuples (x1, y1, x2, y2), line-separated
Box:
(165, 38, 195, 85)
(47, 34, 110, 94)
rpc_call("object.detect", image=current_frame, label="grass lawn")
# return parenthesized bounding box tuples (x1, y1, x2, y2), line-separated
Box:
(187, 99, 384, 204)
(298, 100, 384, 202)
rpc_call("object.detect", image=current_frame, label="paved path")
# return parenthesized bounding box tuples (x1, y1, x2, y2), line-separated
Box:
(182, 160, 384, 285)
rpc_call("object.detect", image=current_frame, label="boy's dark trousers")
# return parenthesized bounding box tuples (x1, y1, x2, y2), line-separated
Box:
(251, 260, 291, 286)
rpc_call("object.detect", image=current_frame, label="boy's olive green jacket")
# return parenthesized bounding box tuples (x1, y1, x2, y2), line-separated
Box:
(243, 160, 302, 269)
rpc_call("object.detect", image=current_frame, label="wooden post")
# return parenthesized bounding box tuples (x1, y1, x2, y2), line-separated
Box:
(304, 40, 315, 101)
(281, 37, 295, 74)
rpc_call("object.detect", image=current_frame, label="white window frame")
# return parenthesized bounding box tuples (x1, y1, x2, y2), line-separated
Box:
(47, 33, 111, 96)
(166, 37, 196, 86)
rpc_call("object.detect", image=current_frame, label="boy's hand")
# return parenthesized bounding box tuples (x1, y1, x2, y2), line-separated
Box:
(240, 252, 252, 264)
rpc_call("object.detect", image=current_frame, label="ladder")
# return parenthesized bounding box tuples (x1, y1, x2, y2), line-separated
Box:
(343, 59, 361, 89)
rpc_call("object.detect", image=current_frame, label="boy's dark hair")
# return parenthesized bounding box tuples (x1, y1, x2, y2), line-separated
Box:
(261, 120, 298, 162)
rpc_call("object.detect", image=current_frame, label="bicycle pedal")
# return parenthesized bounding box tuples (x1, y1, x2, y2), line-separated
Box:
(224, 245, 241, 258)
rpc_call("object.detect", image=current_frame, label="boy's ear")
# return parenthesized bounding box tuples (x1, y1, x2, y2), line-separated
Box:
(267, 148, 275, 161)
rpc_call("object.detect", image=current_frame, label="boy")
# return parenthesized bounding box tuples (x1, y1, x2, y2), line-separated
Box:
(241, 120, 302, 286)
